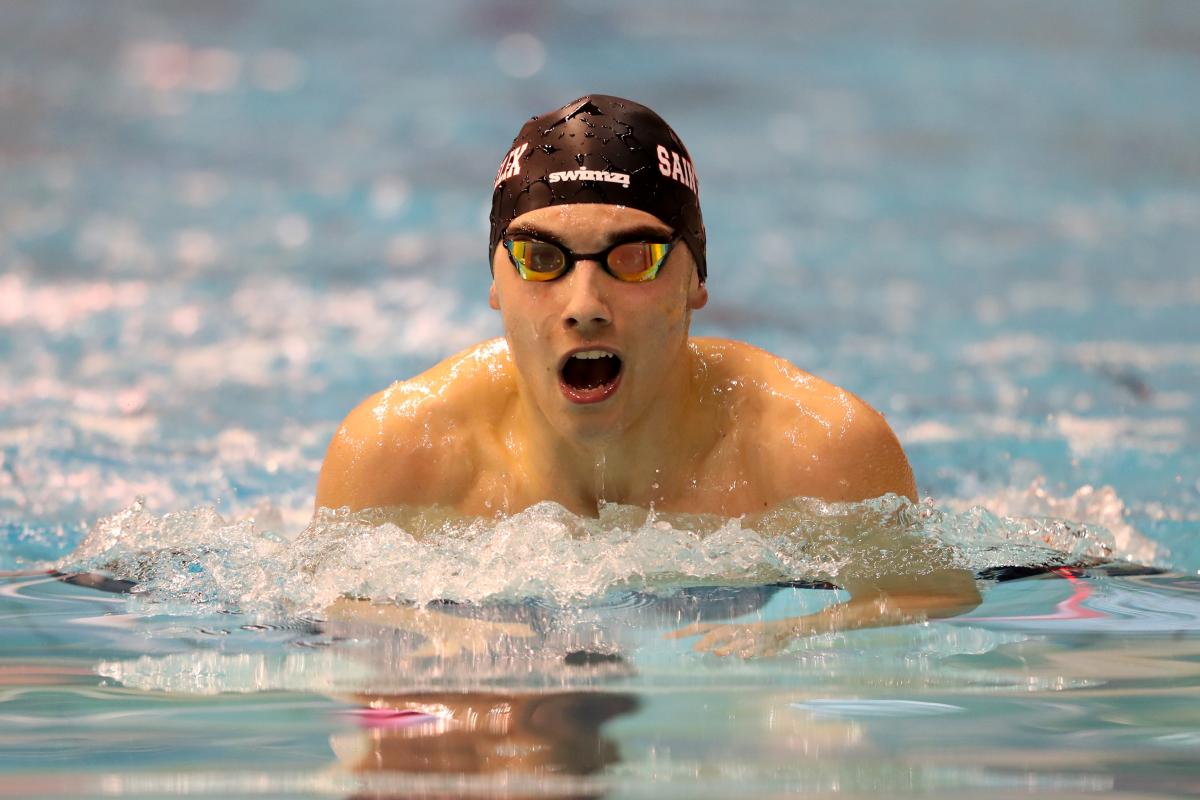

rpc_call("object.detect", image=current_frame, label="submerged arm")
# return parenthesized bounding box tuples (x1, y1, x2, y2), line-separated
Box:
(668, 567, 981, 658)
(670, 490, 983, 658)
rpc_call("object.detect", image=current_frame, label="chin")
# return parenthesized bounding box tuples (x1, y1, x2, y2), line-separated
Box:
(549, 397, 631, 441)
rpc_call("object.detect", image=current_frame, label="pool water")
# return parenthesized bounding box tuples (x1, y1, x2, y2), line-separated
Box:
(3, 567, 1200, 796)
(2, 0, 1200, 796)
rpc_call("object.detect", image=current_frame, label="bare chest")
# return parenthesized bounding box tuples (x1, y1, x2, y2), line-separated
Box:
(456, 426, 780, 517)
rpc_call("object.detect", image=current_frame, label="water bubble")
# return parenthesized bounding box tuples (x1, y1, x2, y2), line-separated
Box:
(370, 177, 410, 219)
(174, 228, 220, 268)
(386, 234, 428, 268)
(176, 172, 227, 208)
(495, 33, 545, 79)
(251, 49, 304, 92)
(188, 48, 240, 93)
(766, 113, 810, 156)
(274, 215, 310, 250)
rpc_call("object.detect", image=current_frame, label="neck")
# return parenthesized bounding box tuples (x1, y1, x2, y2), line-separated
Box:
(512, 342, 719, 515)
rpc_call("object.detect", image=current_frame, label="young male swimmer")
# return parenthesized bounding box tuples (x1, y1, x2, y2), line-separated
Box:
(316, 95, 979, 657)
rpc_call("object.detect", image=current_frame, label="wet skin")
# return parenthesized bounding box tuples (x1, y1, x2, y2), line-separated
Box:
(315, 203, 980, 656)
(317, 204, 917, 517)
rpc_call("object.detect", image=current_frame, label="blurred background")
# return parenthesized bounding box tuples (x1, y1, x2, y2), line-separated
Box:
(1, 0, 1198, 567)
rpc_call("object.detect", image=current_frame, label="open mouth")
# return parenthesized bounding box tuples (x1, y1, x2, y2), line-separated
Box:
(559, 350, 623, 404)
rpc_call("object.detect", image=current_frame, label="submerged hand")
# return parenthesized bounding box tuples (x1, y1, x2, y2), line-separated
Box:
(408, 615, 537, 659)
(325, 597, 536, 659)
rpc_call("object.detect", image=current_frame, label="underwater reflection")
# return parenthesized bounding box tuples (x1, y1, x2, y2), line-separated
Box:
(332, 691, 638, 799)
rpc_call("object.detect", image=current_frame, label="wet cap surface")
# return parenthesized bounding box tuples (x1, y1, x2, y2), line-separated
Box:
(489, 95, 707, 281)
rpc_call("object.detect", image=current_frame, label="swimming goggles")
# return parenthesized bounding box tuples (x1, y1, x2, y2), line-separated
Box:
(503, 236, 677, 282)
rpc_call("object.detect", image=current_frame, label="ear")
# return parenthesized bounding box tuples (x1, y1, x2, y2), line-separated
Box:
(687, 273, 708, 310)
(488, 278, 500, 310)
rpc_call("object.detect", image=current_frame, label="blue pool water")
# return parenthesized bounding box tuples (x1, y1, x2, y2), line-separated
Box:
(2, 0, 1200, 796)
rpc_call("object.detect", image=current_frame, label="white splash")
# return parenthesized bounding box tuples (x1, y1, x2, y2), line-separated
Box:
(57, 486, 1143, 616)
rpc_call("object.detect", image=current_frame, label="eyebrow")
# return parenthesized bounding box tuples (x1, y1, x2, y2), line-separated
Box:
(504, 223, 673, 248)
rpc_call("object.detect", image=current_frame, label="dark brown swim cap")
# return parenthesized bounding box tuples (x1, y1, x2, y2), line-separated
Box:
(489, 95, 707, 281)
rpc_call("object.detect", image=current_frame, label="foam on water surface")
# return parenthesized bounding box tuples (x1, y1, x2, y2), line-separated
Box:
(55, 487, 1134, 616)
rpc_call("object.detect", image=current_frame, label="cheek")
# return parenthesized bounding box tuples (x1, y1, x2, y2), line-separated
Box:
(663, 302, 689, 329)
(653, 285, 693, 331)
(498, 297, 558, 380)
(497, 286, 548, 333)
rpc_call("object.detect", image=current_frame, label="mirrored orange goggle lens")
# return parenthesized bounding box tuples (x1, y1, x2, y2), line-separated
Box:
(507, 240, 672, 282)
(607, 241, 671, 282)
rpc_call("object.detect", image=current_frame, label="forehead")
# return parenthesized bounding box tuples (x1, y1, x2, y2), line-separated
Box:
(505, 204, 672, 248)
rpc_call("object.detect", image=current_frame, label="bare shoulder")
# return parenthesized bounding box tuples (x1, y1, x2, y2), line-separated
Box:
(314, 339, 515, 511)
(692, 338, 916, 503)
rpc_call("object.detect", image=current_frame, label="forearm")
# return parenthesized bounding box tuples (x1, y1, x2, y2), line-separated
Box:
(669, 575, 981, 657)
(793, 584, 981, 638)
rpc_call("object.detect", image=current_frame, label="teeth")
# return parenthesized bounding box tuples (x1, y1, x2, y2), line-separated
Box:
(571, 350, 615, 360)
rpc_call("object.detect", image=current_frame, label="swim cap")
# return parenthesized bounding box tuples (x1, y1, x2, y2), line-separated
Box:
(489, 94, 707, 281)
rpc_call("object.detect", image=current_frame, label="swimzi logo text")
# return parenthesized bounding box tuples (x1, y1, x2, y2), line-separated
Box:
(548, 168, 631, 188)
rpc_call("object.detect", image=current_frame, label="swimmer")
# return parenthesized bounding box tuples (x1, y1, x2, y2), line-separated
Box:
(316, 95, 980, 656)
(318, 94, 913, 517)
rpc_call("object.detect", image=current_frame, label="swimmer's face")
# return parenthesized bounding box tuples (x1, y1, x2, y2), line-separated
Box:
(490, 204, 707, 440)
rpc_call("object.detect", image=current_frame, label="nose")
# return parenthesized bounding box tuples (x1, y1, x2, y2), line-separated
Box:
(560, 261, 612, 334)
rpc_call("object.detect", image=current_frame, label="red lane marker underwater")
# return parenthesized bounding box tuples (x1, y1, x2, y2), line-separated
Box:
(969, 568, 1106, 622)
(1048, 567, 1106, 620)
(344, 708, 443, 729)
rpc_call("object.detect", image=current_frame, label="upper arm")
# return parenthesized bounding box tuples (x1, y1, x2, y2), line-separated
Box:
(837, 402, 917, 502)
(314, 392, 398, 512)
(769, 392, 917, 504)
(314, 390, 468, 512)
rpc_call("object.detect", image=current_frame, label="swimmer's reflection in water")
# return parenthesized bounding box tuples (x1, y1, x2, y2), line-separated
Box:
(314, 95, 981, 658)
(333, 691, 637, 799)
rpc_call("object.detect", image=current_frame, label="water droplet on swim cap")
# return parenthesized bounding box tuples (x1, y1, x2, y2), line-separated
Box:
(489, 94, 707, 281)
